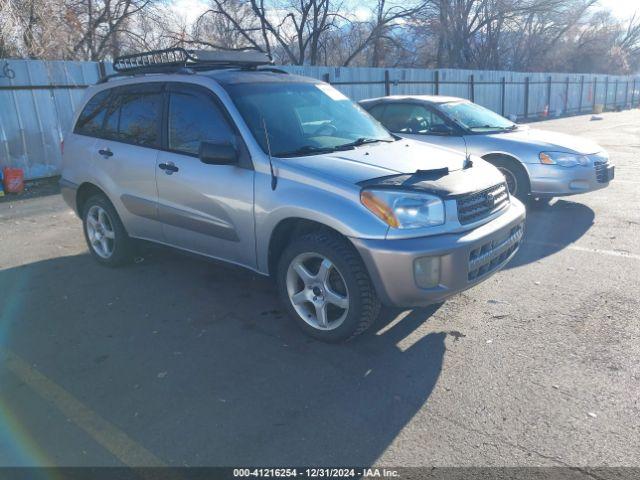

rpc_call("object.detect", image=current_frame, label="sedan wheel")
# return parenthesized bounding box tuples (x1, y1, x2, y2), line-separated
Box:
(497, 166, 518, 197)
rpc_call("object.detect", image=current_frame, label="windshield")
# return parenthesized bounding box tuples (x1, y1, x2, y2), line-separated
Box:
(438, 101, 516, 132)
(225, 81, 394, 157)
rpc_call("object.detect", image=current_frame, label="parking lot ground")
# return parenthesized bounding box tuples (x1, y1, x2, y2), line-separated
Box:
(0, 110, 639, 468)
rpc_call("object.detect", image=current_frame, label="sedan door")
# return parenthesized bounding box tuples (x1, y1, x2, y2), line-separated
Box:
(369, 102, 467, 153)
(155, 83, 256, 270)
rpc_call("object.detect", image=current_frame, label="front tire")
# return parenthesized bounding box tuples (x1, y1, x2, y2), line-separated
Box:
(276, 230, 381, 342)
(488, 157, 530, 203)
(82, 194, 132, 266)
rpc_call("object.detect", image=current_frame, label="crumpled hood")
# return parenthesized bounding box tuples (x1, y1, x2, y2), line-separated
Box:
(279, 138, 469, 185)
(486, 127, 603, 155)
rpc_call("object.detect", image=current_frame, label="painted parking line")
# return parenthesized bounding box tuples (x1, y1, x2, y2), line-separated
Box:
(525, 240, 640, 260)
(2, 349, 165, 467)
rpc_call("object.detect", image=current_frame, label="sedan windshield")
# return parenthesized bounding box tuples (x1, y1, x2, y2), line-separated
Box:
(225, 81, 394, 157)
(438, 101, 516, 132)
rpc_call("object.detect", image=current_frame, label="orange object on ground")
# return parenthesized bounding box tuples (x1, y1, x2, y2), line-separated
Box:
(3, 167, 24, 193)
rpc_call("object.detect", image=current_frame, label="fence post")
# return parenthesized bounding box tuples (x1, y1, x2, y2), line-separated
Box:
(624, 80, 629, 108)
(469, 74, 475, 102)
(98, 61, 107, 81)
(593, 77, 598, 111)
(434, 70, 439, 95)
(613, 79, 618, 109)
(501, 76, 506, 117)
(632, 79, 636, 107)
(384, 70, 391, 96)
(564, 76, 569, 114)
(578, 76, 584, 113)
(322, 73, 330, 83)
(546, 76, 552, 114)
(604, 77, 609, 110)
(524, 77, 530, 119)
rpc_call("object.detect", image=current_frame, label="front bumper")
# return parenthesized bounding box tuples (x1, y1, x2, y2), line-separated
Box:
(351, 200, 526, 307)
(525, 162, 614, 197)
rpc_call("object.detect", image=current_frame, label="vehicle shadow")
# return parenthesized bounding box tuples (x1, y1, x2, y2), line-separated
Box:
(0, 247, 447, 466)
(506, 199, 595, 269)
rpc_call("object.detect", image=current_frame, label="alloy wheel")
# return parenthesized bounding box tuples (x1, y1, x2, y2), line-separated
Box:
(85, 205, 116, 259)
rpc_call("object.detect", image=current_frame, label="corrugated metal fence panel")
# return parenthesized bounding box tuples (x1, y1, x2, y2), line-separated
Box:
(1, 58, 639, 179)
(0, 59, 101, 179)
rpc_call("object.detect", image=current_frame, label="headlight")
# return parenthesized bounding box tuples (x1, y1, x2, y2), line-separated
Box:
(539, 151, 589, 167)
(360, 189, 445, 229)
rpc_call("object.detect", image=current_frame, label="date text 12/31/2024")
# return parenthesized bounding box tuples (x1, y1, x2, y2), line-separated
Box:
(233, 468, 400, 478)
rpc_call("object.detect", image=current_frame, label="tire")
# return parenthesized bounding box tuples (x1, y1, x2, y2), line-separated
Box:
(487, 156, 530, 203)
(276, 230, 381, 342)
(82, 194, 132, 266)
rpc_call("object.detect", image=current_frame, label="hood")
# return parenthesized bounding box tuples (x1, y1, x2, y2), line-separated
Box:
(485, 127, 603, 155)
(280, 139, 469, 185)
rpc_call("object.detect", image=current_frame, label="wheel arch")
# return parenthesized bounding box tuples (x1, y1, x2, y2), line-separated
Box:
(76, 182, 110, 217)
(482, 152, 531, 194)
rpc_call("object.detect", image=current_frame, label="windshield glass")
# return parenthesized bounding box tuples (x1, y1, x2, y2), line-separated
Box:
(438, 101, 515, 132)
(225, 81, 394, 157)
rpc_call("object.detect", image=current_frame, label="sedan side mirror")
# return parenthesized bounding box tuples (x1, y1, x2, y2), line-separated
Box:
(428, 124, 456, 136)
(199, 141, 238, 165)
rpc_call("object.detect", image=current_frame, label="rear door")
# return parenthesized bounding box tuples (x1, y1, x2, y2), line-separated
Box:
(155, 83, 256, 269)
(92, 83, 163, 241)
(370, 102, 467, 153)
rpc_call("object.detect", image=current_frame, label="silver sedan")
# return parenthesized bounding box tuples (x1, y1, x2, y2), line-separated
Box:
(360, 95, 614, 202)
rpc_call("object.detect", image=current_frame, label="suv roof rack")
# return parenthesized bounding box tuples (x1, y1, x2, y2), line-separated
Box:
(112, 48, 273, 75)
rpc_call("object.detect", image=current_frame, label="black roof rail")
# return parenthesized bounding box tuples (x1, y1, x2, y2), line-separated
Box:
(112, 48, 273, 75)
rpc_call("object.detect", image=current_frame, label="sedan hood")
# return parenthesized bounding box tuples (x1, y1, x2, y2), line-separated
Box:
(487, 127, 603, 155)
(280, 139, 469, 185)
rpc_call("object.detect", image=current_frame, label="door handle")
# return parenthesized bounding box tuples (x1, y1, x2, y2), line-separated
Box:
(159, 162, 179, 174)
(98, 148, 113, 158)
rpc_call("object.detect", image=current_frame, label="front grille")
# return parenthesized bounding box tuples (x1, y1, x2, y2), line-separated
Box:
(457, 183, 509, 225)
(468, 224, 523, 281)
(594, 161, 608, 183)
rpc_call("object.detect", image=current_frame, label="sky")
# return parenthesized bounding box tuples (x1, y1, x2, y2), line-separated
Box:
(168, 0, 639, 28)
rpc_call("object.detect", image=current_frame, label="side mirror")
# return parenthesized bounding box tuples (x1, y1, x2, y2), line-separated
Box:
(428, 124, 456, 136)
(199, 141, 238, 165)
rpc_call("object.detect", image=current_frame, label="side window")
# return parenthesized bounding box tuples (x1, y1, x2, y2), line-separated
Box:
(74, 90, 110, 137)
(366, 104, 386, 123)
(381, 103, 448, 134)
(168, 91, 235, 156)
(118, 89, 162, 147)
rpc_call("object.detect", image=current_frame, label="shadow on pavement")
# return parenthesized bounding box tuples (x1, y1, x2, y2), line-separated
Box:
(506, 199, 595, 269)
(0, 245, 446, 466)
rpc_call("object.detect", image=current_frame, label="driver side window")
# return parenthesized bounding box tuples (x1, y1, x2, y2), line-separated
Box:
(381, 103, 448, 135)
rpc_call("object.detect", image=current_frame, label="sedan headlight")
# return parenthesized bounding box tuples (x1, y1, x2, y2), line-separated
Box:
(539, 151, 589, 167)
(360, 189, 445, 229)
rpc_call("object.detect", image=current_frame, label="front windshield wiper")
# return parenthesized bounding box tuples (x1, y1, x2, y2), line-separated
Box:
(334, 137, 394, 149)
(275, 137, 394, 158)
(275, 145, 341, 158)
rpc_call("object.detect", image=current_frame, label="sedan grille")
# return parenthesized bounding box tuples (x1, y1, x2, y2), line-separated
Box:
(468, 224, 523, 281)
(457, 183, 509, 225)
(594, 161, 608, 183)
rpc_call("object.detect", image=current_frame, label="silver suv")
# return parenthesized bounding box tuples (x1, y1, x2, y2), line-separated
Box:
(60, 49, 526, 342)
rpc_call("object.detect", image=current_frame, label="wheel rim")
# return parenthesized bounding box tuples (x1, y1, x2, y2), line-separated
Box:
(86, 205, 116, 259)
(286, 252, 349, 331)
(498, 167, 518, 196)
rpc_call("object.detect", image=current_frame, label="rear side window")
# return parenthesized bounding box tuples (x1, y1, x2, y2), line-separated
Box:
(365, 104, 386, 122)
(168, 90, 235, 156)
(118, 89, 162, 147)
(74, 90, 110, 136)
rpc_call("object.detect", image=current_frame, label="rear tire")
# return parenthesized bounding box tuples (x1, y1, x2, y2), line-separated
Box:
(276, 230, 381, 342)
(82, 194, 132, 267)
(487, 156, 530, 203)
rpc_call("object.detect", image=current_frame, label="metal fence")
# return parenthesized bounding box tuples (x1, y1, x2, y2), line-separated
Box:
(1, 58, 638, 180)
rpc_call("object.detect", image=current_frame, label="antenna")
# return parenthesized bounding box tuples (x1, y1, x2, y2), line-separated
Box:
(262, 117, 277, 190)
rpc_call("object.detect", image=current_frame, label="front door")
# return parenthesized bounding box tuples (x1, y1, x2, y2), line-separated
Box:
(155, 83, 256, 270)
